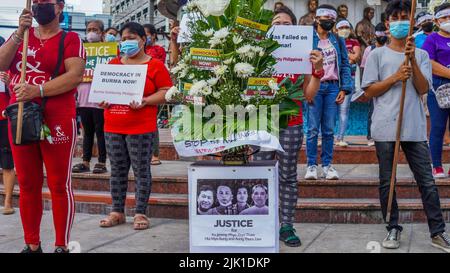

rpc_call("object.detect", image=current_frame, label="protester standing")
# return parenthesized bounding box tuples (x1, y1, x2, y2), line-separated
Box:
(362, 0, 449, 252)
(414, 11, 435, 48)
(253, 6, 323, 247)
(99, 22, 172, 230)
(422, 3, 450, 178)
(304, 4, 352, 180)
(72, 19, 108, 174)
(0, 0, 86, 253)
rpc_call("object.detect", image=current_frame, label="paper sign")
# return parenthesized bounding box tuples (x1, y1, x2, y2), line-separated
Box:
(178, 13, 193, 43)
(190, 48, 221, 71)
(270, 25, 313, 75)
(181, 82, 205, 106)
(235, 16, 270, 40)
(83, 42, 118, 83)
(245, 77, 276, 98)
(0, 81, 5, 93)
(89, 64, 147, 105)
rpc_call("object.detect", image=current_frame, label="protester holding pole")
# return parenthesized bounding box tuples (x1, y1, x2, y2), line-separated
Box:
(0, 0, 86, 253)
(361, 0, 449, 252)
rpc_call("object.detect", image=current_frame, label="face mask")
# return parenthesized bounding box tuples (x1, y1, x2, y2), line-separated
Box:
(32, 4, 57, 26)
(389, 20, 410, 39)
(440, 21, 450, 33)
(86, 32, 102, 43)
(376, 36, 388, 45)
(319, 19, 335, 31)
(338, 29, 351, 39)
(120, 40, 141, 57)
(422, 22, 434, 33)
(105, 34, 117, 42)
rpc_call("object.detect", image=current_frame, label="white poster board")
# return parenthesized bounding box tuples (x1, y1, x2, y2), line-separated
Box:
(270, 25, 313, 75)
(89, 64, 147, 105)
(0, 81, 5, 93)
(189, 161, 279, 253)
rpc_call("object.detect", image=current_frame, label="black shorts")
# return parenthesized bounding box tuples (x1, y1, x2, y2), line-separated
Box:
(0, 119, 14, 170)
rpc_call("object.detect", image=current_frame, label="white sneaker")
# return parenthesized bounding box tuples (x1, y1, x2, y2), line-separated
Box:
(336, 140, 349, 147)
(304, 165, 318, 180)
(323, 165, 339, 180)
(367, 140, 375, 147)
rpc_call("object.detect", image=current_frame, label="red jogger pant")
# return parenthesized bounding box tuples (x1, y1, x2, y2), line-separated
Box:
(9, 117, 76, 247)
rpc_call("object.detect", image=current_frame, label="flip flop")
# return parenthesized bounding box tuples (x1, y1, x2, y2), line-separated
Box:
(151, 159, 162, 165)
(2, 207, 15, 215)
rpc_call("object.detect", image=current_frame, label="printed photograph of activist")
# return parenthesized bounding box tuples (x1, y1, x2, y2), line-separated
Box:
(196, 179, 269, 216)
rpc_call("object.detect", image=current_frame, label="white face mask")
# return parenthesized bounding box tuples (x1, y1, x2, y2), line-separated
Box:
(86, 32, 102, 43)
(440, 20, 450, 33)
(338, 29, 351, 39)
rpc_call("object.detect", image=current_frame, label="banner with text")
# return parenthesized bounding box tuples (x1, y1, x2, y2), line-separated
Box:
(83, 42, 118, 83)
(89, 64, 147, 105)
(270, 25, 313, 75)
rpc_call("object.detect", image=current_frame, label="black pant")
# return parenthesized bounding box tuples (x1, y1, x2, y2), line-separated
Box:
(79, 107, 106, 163)
(375, 141, 446, 237)
(367, 99, 374, 140)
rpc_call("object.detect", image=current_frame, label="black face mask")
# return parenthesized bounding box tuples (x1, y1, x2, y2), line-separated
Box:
(422, 22, 434, 33)
(376, 36, 388, 45)
(319, 19, 335, 31)
(32, 4, 57, 26)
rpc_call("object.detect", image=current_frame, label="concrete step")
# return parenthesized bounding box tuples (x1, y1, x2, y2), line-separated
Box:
(2, 185, 450, 223)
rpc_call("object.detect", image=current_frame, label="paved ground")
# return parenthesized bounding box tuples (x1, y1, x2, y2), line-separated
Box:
(0, 212, 447, 253)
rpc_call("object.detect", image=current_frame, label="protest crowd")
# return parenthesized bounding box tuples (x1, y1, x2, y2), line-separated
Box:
(0, 0, 450, 253)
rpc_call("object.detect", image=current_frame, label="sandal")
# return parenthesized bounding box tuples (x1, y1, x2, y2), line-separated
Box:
(133, 214, 150, 230)
(92, 163, 108, 174)
(99, 212, 126, 228)
(279, 225, 302, 247)
(72, 163, 90, 173)
(151, 159, 162, 166)
(2, 207, 15, 215)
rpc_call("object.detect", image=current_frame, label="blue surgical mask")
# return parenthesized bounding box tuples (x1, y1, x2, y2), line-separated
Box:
(120, 40, 141, 57)
(105, 34, 117, 42)
(389, 20, 410, 39)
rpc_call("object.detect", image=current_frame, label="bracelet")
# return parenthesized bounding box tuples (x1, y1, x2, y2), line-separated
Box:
(11, 34, 22, 45)
(14, 31, 24, 41)
(312, 68, 325, 79)
(39, 84, 44, 98)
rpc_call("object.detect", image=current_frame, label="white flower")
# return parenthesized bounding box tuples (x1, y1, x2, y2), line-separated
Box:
(196, 0, 231, 17)
(189, 80, 208, 96)
(236, 44, 251, 56)
(232, 35, 243, 45)
(186, 0, 199, 11)
(208, 27, 230, 48)
(234, 62, 255, 78)
(213, 65, 228, 77)
(171, 63, 186, 74)
(188, 73, 195, 80)
(202, 86, 213, 95)
(268, 79, 280, 92)
(202, 29, 214, 37)
(223, 57, 234, 65)
(207, 78, 219, 86)
(165, 86, 179, 102)
(212, 91, 221, 98)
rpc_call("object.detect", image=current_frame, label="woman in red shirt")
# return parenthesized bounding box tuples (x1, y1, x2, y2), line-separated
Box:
(0, 0, 86, 253)
(99, 22, 172, 230)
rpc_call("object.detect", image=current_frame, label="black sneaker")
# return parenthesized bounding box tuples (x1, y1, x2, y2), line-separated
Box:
(279, 225, 302, 247)
(54, 247, 70, 253)
(21, 244, 43, 253)
(382, 228, 401, 249)
(431, 232, 450, 253)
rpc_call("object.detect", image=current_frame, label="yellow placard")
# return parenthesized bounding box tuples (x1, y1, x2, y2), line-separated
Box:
(190, 48, 221, 57)
(236, 17, 270, 32)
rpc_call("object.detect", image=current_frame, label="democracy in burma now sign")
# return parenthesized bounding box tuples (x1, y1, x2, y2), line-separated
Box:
(83, 42, 118, 83)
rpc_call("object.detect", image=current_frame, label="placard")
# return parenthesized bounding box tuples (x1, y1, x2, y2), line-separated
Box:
(270, 25, 313, 75)
(83, 42, 118, 83)
(190, 48, 221, 71)
(235, 16, 270, 40)
(244, 77, 276, 98)
(189, 161, 279, 253)
(89, 64, 147, 105)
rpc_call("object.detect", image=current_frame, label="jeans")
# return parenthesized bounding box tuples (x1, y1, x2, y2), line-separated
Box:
(428, 81, 450, 168)
(306, 81, 339, 167)
(367, 99, 374, 140)
(375, 141, 446, 237)
(337, 76, 355, 141)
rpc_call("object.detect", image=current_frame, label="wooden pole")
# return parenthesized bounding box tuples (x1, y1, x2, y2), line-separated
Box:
(15, 0, 32, 145)
(386, 0, 417, 223)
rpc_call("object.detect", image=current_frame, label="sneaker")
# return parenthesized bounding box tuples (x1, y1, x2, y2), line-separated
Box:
(323, 165, 339, 180)
(304, 165, 318, 180)
(21, 244, 43, 253)
(336, 140, 349, 147)
(382, 228, 401, 249)
(431, 232, 450, 253)
(432, 167, 446, 179)
(367, 139, 375, 147)
(54, 247, 70, 253)
(279, 225, 302, 247)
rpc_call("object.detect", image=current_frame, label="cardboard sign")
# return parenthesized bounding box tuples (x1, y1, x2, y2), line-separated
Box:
(190, 48, 221, 71)
(270, 25, 313, 75)
(189, 161, 279, 253)
(83, 42, 118, 83)
(235, 16, 270, 40)
(89, 64, 147, 105)
(244, 77, 276, 98)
